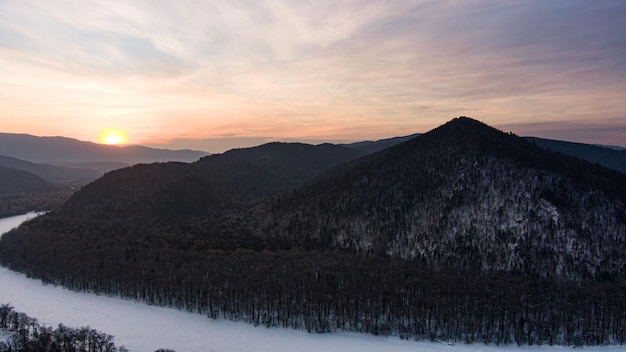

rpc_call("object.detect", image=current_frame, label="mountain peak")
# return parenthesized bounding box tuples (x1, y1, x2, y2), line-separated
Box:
(398, 116, 543, 167)
(425, 116, 508, 142)
(443, 115, 484, 126)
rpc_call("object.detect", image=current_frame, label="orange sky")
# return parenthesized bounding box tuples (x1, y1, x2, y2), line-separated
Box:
(1, 1, 625, 153)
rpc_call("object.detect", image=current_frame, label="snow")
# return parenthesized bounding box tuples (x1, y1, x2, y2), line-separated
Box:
(1, 213, 626, 352)
(0, 211, 43, 233)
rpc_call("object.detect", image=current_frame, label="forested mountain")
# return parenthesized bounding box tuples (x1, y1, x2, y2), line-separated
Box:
(54, 161, 130, 175)
(526, 137, 626, 174)
(0, 132, 207, 165)
(342, 133, 420, 154)
(56, 142, 367, 224)
(0, 131, 205, 217)
(255, 118, 626, 280)
(0, 166, 57, 195)
(0, 165, 71, 218)
(0, 155, 100, 184)
(0, 154, 99, 218)
(1, 118, 625, 345)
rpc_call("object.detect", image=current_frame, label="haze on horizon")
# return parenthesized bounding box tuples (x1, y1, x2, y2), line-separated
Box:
(0, 0, 625, 153)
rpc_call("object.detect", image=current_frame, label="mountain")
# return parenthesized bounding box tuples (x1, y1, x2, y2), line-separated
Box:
(1, 117, 625, 345)
(526, 137, 626, 174)
(53, 161, 130, 175)
(0, 165, 71, 217)
(0, 132, 205, 217)
(55, 142, 368, 224)
(0, 132, 208, 165)
(0, 165, 57, 195)
(595, 144, 626, 151)
(342, 133, 420, 153)
(0, 154, 100, 184)
(0, 154, 102, 217)
(254, 117, 626, 280)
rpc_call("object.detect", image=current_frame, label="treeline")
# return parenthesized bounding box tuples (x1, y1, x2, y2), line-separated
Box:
(0, 190, 73, 218)
(0, 304, 177, 352)
(0, 303, 122, 352)
(2, 233, 624, 346)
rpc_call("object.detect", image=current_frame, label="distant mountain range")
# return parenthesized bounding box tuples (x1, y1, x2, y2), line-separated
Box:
(0, 165, 57, 195)
(0, 163, 69, 218)
(0, 132, 210, 217)
(2, 117, 625, 345)
(526, 136, 626, 174)
(0, 154, 100, 184)
(1, 130, 623, 192)
(342, 133, 421, 153)
(0, 132, 208, 165)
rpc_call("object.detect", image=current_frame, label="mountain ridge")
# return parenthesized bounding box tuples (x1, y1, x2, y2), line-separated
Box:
(252, 117, 626, 279)
(0, 165, 57, 195)
(1, 117, 625, 345)
(0, 132, 208, 165)
(56, 141, 368, 225)
(341, 133, 421, 154)
(526, 136, 626, 174)
(0, 154, 100, 184)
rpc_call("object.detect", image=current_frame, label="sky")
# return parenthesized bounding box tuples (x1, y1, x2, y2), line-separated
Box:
(0, 0, 625, 153)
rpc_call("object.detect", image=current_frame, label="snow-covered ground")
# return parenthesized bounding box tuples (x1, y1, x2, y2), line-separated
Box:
(1, 213, 625, 352)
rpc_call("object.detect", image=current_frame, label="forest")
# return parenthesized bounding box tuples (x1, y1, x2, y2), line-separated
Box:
(2, 246, 625, 346)
(1, 118, 625, 346)
(0, 303, 181, 352)
(0, 303, 125, 352)
(0, 190, 72, 219)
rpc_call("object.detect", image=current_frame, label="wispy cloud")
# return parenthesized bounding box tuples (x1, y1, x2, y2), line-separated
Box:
(0, 0, 624, 148)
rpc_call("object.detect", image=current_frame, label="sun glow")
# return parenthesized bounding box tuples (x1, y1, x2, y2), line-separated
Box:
(99, 129, 128, 145)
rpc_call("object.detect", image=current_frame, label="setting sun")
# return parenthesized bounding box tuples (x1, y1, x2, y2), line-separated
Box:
(99, 129, 128, 145)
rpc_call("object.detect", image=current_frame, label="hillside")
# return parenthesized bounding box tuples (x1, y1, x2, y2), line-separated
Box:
(256, 117, 626, 280)
(0, 132, 208, 165)
(342, 133, 420, 154)
(55, 142, 368, 225)
(0, 165, 71, 217)
(1, 118, 625, 345)
(0, 132, 207, 218)
(526, 137, 626, 174)
(0, 166, 57, 195)
(0, 154, 100, 184)
(0, 153, 103, 216)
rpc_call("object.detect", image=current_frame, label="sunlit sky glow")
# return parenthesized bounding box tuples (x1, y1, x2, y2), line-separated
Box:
(1, 0, 625, 152)
(99, 128, 128, 145)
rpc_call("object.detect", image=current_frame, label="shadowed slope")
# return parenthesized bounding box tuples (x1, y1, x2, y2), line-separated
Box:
(527, 136, 626, 174)
(54, 142, 368, 225)
(0, 166, 57, 195)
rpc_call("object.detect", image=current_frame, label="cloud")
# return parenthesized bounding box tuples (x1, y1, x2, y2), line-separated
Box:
(0, 0, 625, 146)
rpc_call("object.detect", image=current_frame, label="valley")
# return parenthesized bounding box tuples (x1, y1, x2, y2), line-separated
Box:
(1, 118, 625, 348)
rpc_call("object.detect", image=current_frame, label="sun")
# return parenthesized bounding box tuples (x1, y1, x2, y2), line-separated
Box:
(99, 129, 128, 145)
